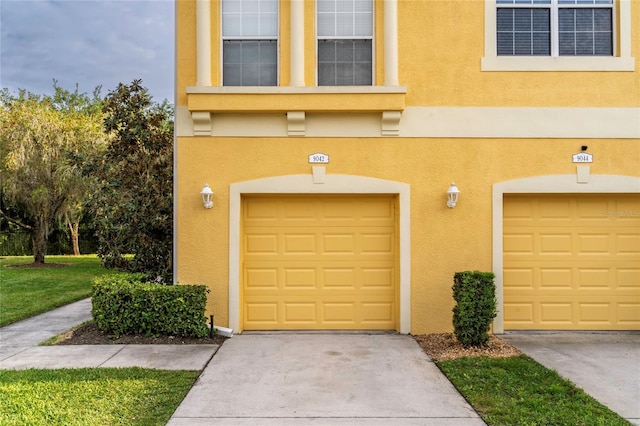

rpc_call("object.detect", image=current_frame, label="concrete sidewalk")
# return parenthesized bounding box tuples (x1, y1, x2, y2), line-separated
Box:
(168, 333, 485, 425)
(0, 298, 219, 371)
(0, 298, 93, 361)
(502, 331, 640, 426)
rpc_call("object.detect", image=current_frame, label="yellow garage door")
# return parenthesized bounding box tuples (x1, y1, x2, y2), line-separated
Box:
(242, 195, 397, 330)
(504, 194, 640, 330)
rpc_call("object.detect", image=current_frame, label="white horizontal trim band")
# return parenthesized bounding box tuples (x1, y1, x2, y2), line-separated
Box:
(175, 106, 640, 139)
(401, 107, 640, 139)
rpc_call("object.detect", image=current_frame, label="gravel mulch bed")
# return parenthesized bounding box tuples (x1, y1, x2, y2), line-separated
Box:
(413, 333, 521, 361)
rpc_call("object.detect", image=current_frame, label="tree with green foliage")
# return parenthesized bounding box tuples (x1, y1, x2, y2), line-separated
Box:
(89, 80, 173, 282)
(0, 84, 107, 263)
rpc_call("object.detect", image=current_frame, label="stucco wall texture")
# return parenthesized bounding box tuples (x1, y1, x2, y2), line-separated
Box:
(176, 137, 639, 333)
(175, 0, 640, 334)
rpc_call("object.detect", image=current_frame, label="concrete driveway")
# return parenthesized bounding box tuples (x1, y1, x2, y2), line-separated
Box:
(168, 333, 485, 425)
(501, 332, 640, 426)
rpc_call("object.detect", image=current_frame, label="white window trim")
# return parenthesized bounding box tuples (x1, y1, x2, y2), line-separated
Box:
(220, 0, 281, 86)
(482, 0, 635, 71)
(315, 0, 376, 86)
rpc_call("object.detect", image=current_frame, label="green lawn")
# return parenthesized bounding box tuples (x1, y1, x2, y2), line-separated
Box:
(0, 255, 111, 326)
(0, 368, 198, 426)
(437, 355, 631, 426)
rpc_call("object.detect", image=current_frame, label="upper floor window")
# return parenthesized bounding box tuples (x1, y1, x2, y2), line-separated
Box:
(497, 0, 613, 57)
(316, 0, 373, 86)
(222, 0, 278, 86)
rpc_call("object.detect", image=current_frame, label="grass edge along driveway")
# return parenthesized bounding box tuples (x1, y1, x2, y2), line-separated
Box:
(437, 354, 632, 426)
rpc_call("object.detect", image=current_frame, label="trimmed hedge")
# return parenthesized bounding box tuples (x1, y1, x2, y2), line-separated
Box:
(92, 273, 209, 338)
(452, 271, 497, 347)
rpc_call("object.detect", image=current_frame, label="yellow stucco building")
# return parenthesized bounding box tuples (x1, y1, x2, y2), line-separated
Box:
(175, 0, 640, 334)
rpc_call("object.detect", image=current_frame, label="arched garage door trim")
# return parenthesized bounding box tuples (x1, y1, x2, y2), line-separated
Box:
(492, 174, 640, 333)
(230, 173, 411, 333)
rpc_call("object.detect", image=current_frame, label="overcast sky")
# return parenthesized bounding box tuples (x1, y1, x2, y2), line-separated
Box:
(1, 0, 174, 103)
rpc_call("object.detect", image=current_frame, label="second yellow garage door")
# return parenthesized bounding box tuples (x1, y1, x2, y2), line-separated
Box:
(241, 195, 397, 330)
(504, 194, 640, 330)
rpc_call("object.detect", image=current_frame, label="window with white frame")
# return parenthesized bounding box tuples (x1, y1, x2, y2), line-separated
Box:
(222, 0, 278, 86)
(496, 0, 613, 57)
(317, 0, 373, 86)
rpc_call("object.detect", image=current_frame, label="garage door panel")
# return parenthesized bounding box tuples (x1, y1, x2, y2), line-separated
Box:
(579, 303, 614, 324)
(244, 199, 280, 222)
(539, 268, 573, 288)
(323, 233, 356, 254)
(361, 233, 394, 254)
(361, 267, 394, 288)
(244, 227, 394, 260)
(243, 195, 397, 330)
(618, 304, 640, 324)
(618, 268, 640, 288)
(245, 303, 279, 324)
(323, 268, 355, 287)
(539, 303, 573, 324)
(245, 233, 279, 255)
(504, 302, 535, 324)
(323, 302, 356, 322)
(245, 267, 279, 289)
(503, 268, 534, 288)
(577, 268, 613, 288)
(284, 234, 317, 254)
(540, 233, 572, 254)
(245, 261, 394, 289)
(283, 268, 317, 288)
(361, 302, 394, 323)
(243, 297, 396, 330)
(504, 262, 639, 290)
(505, 299, 640, 330)
(504, 194, 640, 330)
(617, 234, 640, 254)
(243, 197, 394, 227)
(284, 303, 317, 323)
(505, 228, 638, 256)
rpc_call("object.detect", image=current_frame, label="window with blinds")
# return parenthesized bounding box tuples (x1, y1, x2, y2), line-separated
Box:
(497, 0, 613, 57)
(222, 0, 278, 86)
(317, 0, 373, 86)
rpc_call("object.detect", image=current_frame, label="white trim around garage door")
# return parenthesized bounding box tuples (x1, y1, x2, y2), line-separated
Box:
(492, 174, 640, 333)
(229, 172, 411, 333)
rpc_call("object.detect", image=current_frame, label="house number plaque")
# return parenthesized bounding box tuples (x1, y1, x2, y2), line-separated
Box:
(308, 153, 329, 164)
(572, 152, 593, 163)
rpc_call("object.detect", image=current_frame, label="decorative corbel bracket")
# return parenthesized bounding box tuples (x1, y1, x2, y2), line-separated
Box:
(192, 111, 212, 136)
(382, 111, 402, 136)
(287, 111, 306, 136)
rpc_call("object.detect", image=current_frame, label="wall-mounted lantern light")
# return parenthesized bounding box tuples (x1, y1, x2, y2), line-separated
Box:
(447, 182, 460, 208)
(200, 183, 213, 209)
